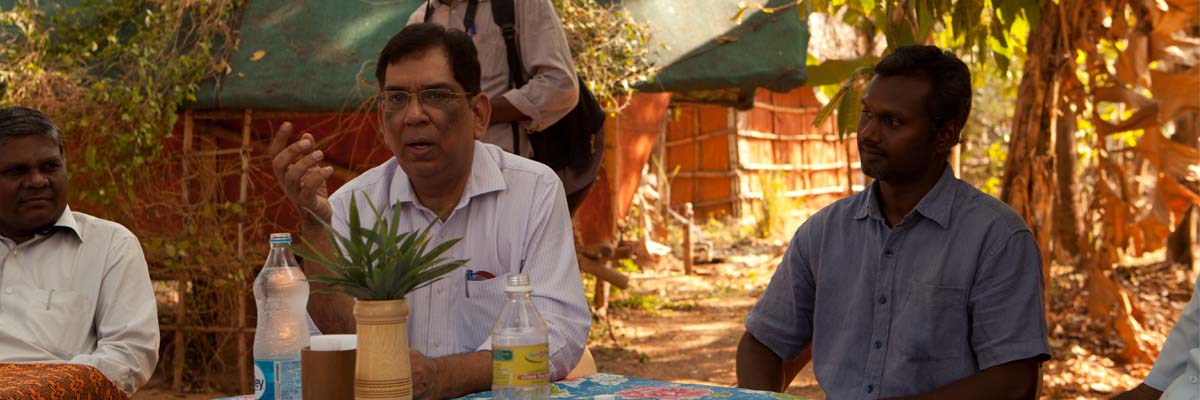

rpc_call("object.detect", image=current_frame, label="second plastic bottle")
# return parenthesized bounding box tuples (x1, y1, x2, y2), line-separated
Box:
(491, 273, 551, 400)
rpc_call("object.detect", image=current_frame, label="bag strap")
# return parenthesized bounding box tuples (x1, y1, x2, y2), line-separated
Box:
(422, 0, 433, 23)
(463, 0, 479, 36)
(492, 0, 526, 154)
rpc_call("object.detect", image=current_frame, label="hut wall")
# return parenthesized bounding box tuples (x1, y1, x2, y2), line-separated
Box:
(666, 88, 864, 220)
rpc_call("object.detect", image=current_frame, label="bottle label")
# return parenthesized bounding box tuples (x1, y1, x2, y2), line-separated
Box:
(492, 343, 551, 388)
(254, 359, 302, 400)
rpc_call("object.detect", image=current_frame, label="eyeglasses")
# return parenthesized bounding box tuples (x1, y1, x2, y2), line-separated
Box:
(378, 89, 471, 112)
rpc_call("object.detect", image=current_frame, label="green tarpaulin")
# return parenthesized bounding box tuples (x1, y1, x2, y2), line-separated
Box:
(185, 0, 809, 111)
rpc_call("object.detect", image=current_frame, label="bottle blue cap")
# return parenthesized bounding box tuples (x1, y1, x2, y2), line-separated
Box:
(269, 233, 292, 244)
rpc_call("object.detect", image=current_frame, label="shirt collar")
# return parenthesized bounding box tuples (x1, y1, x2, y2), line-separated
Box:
(854, 183, 881, 221)
(853, 165, 957, 229)
(911, 165, 957, 229)
(20, 206, 81, 243)
(390, 142, 507, 211)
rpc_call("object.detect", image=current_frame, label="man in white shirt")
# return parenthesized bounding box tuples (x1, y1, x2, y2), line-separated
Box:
(269, 24, 589, 399)
(0, 106, 159, 395)
(1114, 273, 1200, 400)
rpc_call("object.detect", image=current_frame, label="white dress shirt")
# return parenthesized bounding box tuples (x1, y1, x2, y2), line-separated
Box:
(0, 207, 160, 394)
(1145, 274, 1200, 399)
(408, 0, 580, 158)
(328, 142, 590, 380)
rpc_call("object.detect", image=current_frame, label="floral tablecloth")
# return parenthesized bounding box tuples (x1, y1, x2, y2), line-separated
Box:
(0, 363, 128, 400)
(460, 373, 811, 400)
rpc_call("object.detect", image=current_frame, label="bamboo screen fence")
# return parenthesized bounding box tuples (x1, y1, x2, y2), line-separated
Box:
(665, 88, 864, 219)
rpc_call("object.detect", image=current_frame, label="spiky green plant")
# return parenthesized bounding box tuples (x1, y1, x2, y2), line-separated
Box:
(292, 194, 468, 300)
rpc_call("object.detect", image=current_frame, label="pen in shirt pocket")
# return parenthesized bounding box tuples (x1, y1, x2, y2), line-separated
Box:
(464, 269, 497, 298)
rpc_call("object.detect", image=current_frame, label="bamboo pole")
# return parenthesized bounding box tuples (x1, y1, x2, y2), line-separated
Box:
(173, 111, 194, 392)
(683, 203, 694, 275)
(728, 108, 741, 218)
(237, 109, 252, 393)
(843, 137, 854, 195)
(692, 110, 700, 209)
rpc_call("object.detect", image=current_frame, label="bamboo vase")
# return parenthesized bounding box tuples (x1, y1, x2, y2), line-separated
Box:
(353, 299, 412, 400)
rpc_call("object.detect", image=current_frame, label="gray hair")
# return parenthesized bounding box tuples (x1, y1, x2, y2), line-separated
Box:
(0, 106, 64, 152)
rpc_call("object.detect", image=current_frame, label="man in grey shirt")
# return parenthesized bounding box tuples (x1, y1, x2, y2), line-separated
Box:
(737, 46, 1051, 399)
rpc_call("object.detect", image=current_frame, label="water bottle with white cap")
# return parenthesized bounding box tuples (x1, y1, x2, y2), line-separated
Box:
(491, 273, 551, 400)
(252, 233, 310, 399)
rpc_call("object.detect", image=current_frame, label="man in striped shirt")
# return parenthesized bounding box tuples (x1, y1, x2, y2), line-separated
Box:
(269, 23, 590, 399)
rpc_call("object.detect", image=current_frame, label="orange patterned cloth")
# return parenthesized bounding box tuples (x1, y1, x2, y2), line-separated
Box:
(0, 364, 128, 400)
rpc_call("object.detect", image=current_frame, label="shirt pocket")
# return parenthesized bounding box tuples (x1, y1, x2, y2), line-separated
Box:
(894, 281, 968, 361)
(13, 287, 91, 358)
(454, 273, 511, 349)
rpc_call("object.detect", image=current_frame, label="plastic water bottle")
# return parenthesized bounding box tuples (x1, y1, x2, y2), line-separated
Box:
(491, 273, 551, 400)
(253, 233, 310, 400)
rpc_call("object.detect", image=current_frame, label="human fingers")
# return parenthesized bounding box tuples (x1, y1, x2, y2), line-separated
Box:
(296, 166, 334, 221)
(271, 131, 316, 181)
(283, 149, 324, 195)
(267, 122, 294, 159)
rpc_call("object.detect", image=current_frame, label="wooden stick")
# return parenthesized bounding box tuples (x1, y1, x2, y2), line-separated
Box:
(683, 203, 694, 275)
(577, 257, 630, 290)
(237, 109, 252, 394)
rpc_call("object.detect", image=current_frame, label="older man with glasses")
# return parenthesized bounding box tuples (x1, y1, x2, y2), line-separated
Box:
(268, 23, 590, 400)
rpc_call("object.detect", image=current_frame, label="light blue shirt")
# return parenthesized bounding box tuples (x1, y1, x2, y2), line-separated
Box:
(328, 141, 590, 380)
(745, 165, 1051, 399)
(1144, 274, 1200, 399)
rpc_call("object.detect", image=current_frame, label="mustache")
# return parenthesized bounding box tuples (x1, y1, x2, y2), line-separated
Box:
(18, 192, 56, 203)
(860, 145, 885, 155)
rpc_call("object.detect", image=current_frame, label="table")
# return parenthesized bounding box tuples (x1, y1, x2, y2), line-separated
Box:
(460, 373, 811, 400)
(215, 373, 812, 399)
(0, 363, 129, 400)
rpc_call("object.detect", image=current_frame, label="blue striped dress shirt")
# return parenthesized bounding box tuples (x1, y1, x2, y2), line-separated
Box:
(746, 165, 1051, 399)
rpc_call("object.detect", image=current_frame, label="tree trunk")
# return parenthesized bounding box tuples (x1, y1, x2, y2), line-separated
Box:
(1167, 113, 1198, 270)
(1005, 0, 1155, 363)
(1052, 111, 1083, 262)
(1001, 0, 1062, 291)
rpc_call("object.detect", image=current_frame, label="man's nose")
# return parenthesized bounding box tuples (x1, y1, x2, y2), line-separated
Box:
(24, 170, 50, 188)
(403, 97, 431, 125)
(857, 116, 878, 143)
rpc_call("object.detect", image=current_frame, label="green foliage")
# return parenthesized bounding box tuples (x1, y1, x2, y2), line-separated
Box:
(616, 258, 641, 273)
(294, 195, 468, 301)
(0, 0, 241, 210)
(609, 291, 695, 313)
(806, 0, 1039, 137)
(552, 0, 657, 111)
(756, 171, 802, 239)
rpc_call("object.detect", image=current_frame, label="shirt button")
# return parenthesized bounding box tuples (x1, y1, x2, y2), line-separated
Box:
(878, 296, 887, 304)
(874, 340, 882, 349)
(884, 250, 894, 258)
(3, 288, 11, 295)
(1190, 375, 1198, 384)
(865, 384, 874, 393)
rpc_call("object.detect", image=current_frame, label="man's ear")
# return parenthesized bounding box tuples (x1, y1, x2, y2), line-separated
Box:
(471, 93, 492, 140)
(935, 121, 961, 154)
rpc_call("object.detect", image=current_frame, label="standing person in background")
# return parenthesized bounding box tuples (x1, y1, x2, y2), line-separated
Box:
(410, 0, 599, 213)
(0, 106, 160, 395)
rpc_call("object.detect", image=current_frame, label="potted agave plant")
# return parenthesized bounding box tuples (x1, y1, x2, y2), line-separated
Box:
(293, 195, 467, 400)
